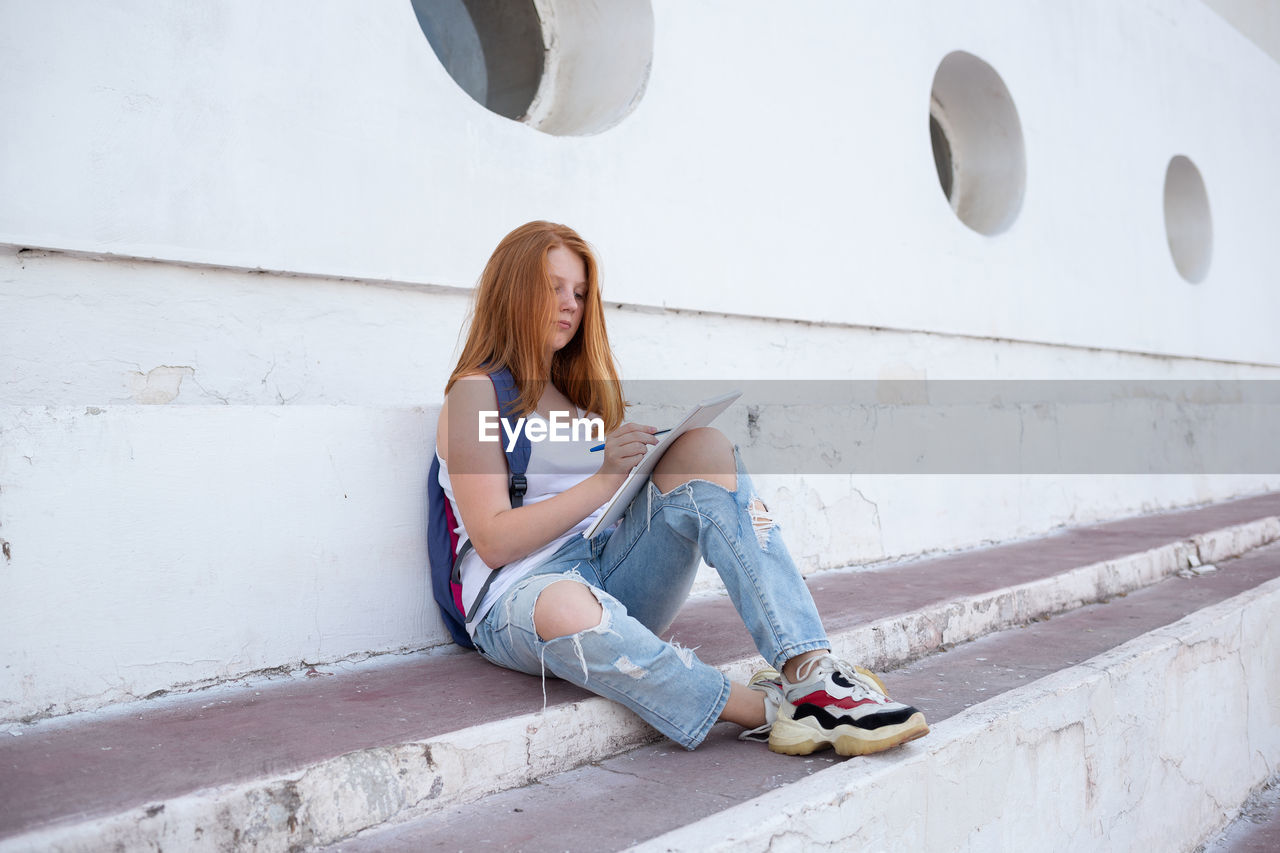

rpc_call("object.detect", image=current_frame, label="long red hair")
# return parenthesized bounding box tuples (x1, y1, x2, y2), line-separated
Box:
(446, 221, 624, 431)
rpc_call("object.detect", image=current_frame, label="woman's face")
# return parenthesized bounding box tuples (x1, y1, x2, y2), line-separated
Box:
(546, 245, 587, 356)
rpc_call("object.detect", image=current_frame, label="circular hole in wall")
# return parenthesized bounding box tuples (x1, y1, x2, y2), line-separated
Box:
(410, 0, 654, 136)
(1163, 155, 1213, 283)
(411, 0, 544, 122)
(929, 51, 1026, 235)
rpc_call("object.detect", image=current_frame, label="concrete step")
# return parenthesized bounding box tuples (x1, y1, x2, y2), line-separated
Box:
(1, 493, 1279, 852)
(1201, 776, 1280, 853)
(324, 541, 1280, 852)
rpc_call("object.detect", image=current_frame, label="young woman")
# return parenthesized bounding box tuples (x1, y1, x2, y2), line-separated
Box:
(435, 221, 929, 755)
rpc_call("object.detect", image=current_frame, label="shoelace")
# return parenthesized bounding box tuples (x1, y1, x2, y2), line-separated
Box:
(792, 654, 886, 699)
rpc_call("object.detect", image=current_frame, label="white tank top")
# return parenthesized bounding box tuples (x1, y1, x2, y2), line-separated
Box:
(436, 412, 605, 634)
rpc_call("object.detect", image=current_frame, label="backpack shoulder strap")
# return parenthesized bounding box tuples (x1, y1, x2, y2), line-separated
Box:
(488, 367, 531, 508)
(458, 366, 533, 626)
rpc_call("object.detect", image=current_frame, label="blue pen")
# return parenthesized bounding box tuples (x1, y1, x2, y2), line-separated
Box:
(590, 429, 670, 452)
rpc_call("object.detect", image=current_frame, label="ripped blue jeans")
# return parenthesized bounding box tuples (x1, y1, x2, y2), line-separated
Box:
(471, 450, 830, 749)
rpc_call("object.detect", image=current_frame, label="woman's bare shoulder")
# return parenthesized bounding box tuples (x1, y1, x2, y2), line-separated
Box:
(442, 374, 499, 422)
(439, 375, 501, 460)
(448, 373, 499, 400)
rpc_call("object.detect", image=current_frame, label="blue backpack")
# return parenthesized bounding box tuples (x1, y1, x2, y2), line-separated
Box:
(428, 367, 531, 648)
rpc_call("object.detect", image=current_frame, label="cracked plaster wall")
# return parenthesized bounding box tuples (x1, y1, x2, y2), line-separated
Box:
(2, 250, 1278, 722)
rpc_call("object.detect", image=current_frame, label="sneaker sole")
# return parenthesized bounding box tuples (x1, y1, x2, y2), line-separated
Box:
(767, 712, 930, 757)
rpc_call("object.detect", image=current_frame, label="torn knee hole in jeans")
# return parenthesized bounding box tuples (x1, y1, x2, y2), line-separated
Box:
(748, 497, 773, 549)
(533, 579, 621, 706)
(647, 481, 704, 534)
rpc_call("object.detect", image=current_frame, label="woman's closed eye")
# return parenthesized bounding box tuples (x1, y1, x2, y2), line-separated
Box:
(552, 282, 585, 301)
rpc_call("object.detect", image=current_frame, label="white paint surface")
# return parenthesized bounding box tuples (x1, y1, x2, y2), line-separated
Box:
(0, 405, 439, 721)
(1, 1, 1278, 362)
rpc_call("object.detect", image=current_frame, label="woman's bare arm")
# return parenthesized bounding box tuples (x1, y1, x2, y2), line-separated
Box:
(440, 374, 657, 568)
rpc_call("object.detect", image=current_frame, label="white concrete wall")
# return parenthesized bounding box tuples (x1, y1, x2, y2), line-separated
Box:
(3, 0, 1279, 364)
(2, 0, 1279, 721)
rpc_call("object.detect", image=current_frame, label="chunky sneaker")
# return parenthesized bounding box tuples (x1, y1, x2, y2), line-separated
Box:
(737, 668, 784, 742)
(768, 655, 929, 757)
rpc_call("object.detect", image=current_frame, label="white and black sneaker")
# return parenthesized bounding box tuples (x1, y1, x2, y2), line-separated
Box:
(768, 655, 929, 756)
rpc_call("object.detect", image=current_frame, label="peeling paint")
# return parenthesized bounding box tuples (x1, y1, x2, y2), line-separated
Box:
(127, 365, 195, 404)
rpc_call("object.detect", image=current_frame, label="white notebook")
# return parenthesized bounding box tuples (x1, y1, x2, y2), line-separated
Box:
(583, 389, 742, 538)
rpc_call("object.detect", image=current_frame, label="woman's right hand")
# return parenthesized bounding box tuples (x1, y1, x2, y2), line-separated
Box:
(598, 422, 660, 480)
